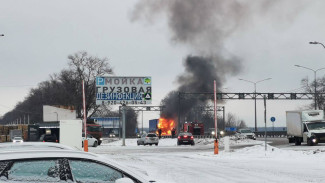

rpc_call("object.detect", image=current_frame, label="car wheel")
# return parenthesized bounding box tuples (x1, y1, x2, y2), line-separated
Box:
(295, 138, 301, 146)
(191, 142, 195, 146)
(149, 144, 152, 146)
(98, 141, 102, 145)
(177, 141, 180, 146)
(155, 143, 158, 146)
(137, 141, 140, 146)
(93, 141, 98, 147)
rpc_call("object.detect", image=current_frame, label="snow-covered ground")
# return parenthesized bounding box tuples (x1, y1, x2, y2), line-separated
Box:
(90, 138, 325, 183)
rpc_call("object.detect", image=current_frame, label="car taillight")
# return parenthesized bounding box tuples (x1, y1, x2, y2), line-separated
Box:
(56, 140, 58, 142)
(43, 140, 45, 142)
(178, 136, 181, 139)
(191, 136, 194, 139)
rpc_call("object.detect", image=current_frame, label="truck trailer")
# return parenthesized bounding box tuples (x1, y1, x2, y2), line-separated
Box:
(286, 110, 325, 146)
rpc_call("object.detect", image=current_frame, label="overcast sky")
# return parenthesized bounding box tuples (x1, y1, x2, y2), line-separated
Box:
(1, 0, 325, 128)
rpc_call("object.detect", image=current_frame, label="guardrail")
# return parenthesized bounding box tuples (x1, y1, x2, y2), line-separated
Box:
(254, 131, 287, 138)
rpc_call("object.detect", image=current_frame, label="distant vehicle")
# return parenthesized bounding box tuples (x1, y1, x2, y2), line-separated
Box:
(177, 132, 195, 146)
(183, 122, 204, 135)
(9, 129, 22, 141)
(0, 149, 152, 182)
(236, 129, 256, 140)
(39, 134, 58, 143)
(86, 120, 103, 145)
(12, 137, 23, 143)
(82, 133, 98, 147)
(137, 133, 159, 146)
(109, 133, 116, 138)
(287, 110, 325, 146)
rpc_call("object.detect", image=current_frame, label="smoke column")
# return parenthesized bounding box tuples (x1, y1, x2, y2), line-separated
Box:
(131, 0, 308, 119)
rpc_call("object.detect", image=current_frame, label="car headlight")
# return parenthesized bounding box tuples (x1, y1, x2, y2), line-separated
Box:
(220, 131, 224, 135)
(211, 131, 215, 135)
(100, 138, 103, 141)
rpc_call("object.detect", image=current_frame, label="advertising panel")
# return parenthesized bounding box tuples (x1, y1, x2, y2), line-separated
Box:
(96, 76, 152, 105)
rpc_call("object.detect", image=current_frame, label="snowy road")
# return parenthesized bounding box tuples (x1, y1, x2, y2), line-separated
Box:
(90, 138, 325, 183)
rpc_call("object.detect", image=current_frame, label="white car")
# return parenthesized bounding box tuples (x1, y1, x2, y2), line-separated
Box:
(137, 133, 159, 146)
(0, 142, 77, 151)
(236, 129, 256, 140)
(0, 149, 153, 182)
(82, 134, 98, 147)
(12, 137, 23, 143)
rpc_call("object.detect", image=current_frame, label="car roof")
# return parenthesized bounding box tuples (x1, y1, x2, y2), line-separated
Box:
(0, 142, 77, 152)
(0, 149, 149, 182)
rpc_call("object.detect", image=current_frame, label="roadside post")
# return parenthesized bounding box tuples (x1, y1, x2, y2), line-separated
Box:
(82, 80, 88, 152)
(214, 80, 218, 154)
(264, 95, 267, 151)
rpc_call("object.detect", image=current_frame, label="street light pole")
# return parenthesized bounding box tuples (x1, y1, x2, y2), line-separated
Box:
(294, 65, 325, 110)
(238, 78, 272, 132)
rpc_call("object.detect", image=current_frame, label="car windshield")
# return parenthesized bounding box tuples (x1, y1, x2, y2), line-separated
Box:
(87, 126, 102, 132)
(307, 122, 325, 130)
(240, 130, 252, 133)
(147, 134, 157, 137)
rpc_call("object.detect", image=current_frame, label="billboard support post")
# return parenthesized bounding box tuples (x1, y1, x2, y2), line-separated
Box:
(122, 105, 126, 146)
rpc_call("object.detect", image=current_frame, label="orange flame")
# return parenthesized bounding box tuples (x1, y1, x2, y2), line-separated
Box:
(157, 118, 176, 135)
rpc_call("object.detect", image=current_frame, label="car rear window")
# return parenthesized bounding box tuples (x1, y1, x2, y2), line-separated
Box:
(180, 133, 192, 136)
(147, 134, 157, 137)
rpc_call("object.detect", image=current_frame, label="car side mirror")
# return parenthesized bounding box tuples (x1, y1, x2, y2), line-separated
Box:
(115, 177, 134, 183)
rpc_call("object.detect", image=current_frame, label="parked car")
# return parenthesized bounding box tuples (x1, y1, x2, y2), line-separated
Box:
(177, 132, 195, 146)
(137, 133, 159, 146)
(0, 149, 152, 182)
(39, 134, 58, 143)
(82, 133, 98, 147)
(12, 137, 23, 143)
(235, 129, 256, 140)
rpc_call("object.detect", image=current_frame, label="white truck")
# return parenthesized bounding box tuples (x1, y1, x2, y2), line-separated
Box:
(286, 110, 325, 146)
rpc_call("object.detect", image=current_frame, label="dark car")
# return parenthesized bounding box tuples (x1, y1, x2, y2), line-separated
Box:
(40, 134, 58, 143)
(177, 132, 195, 146)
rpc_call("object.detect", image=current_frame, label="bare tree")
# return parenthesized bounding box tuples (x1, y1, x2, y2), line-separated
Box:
(65, 51, 113, 117)
(300, 76, 325, 110)
(0, 51, 113, 124)
(225, 113, 247, 129)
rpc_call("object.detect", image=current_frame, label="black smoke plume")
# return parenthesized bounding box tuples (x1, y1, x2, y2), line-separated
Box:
(131, 0, 308, 122)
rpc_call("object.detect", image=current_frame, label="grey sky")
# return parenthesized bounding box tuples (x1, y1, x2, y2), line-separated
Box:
(1, 0, 325, 128)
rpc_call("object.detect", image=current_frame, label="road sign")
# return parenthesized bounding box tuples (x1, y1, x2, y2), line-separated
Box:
(96, 76, 152, 105)
(270, 117, 276, 122)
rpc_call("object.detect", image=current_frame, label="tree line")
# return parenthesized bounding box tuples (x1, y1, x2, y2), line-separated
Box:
(0, 51, 138, 137)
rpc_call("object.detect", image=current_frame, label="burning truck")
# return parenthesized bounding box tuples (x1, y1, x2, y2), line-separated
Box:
(149, 118, 176, 136)
(149, 118, 204, 136)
